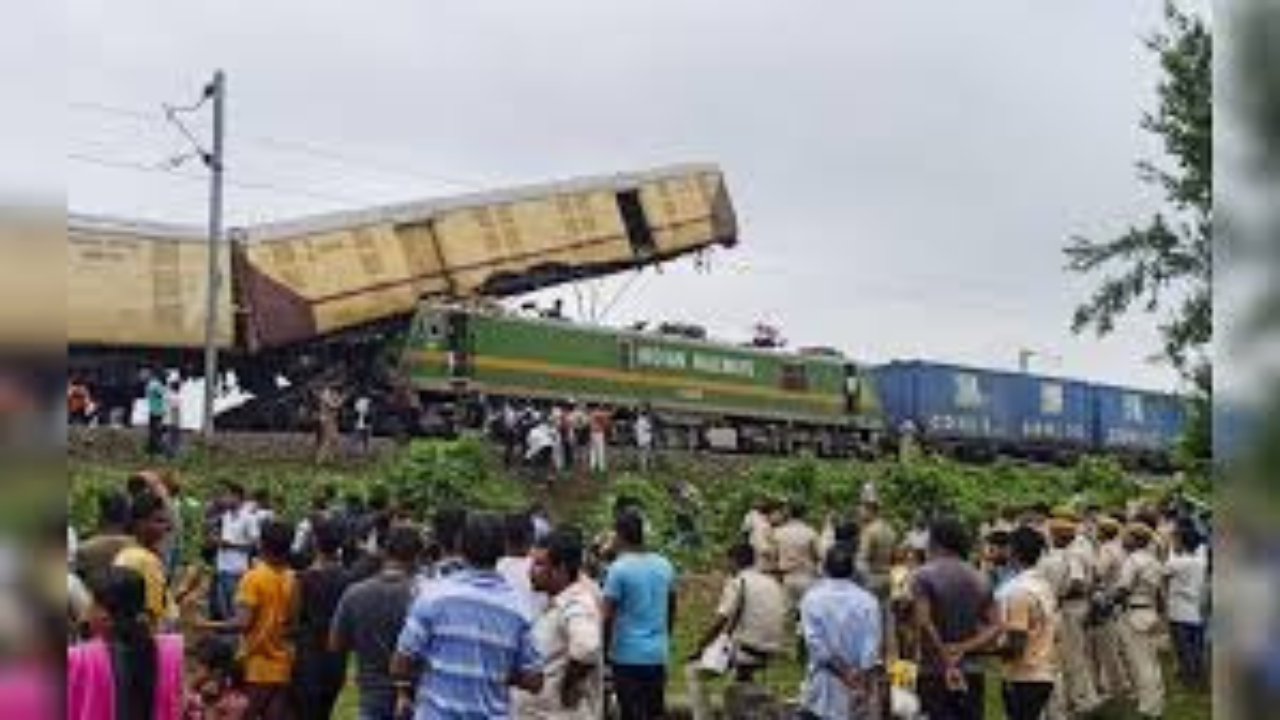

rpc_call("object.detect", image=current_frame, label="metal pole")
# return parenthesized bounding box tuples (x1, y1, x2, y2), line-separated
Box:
(202, 70, 226, 441)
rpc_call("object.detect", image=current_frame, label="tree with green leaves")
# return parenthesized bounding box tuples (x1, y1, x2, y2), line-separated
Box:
(1065, 2, 1211, 460)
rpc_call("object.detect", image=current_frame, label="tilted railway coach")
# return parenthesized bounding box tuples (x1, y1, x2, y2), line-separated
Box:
(69, 163, 737, 414)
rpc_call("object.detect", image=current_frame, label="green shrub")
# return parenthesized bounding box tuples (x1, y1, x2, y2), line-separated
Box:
(381, 437, 528, 517)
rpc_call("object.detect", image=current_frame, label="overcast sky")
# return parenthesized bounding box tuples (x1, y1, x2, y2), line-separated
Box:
(70, 0, 1182, 390)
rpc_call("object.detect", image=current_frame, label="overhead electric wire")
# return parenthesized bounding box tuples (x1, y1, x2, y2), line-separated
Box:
(68, 151, 374, 207)
(71, 98, 487, 191)
(597, 269, 648, 322)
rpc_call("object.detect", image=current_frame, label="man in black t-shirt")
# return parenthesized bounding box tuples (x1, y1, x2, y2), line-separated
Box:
(910, 516, 1001, 720)
(330, 524, 424, 719)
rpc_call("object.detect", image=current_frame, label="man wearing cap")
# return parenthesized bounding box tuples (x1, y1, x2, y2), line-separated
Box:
(1040, 511, 1102, 719)
(1091, 516, 1132, 703)
(858, 498, 897, 600)
(1112, 522, 1166, 719)
(859, 497, 898, 661)
(1067, 509, 1104, 702)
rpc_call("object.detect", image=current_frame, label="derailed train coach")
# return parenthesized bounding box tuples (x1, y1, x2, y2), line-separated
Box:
(872, 360, 1187, 466)
(235, 163, 737, 352)
(68, 163, 738, 410)
(400, 304, 884, 456)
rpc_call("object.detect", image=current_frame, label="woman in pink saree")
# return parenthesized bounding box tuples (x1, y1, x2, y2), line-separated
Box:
(68, 567, 183, 720)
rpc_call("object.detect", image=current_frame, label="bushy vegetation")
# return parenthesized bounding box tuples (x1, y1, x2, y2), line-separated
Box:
(380, 437, 528, 516)
(567, 451, 1199, 570)
(70, 431, 1204, 574)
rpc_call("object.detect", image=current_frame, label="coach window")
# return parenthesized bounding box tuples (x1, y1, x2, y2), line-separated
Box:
(616, 189, 657, 258)
(781, 363, 808, 392)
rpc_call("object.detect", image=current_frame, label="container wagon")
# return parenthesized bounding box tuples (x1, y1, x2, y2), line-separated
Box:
(1089, 384, 1187, 467)
(873, 360, 1094, 461)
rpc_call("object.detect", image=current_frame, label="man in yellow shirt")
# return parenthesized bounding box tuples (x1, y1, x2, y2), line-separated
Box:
(200, 518, 298, 719)
(113, 489, 175, 630)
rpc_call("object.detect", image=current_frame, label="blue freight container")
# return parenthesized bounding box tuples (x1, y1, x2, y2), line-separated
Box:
(1010, 373, 1093, 448)
(1089, 384, 1186, 452)
(872, 361, 1021, 445)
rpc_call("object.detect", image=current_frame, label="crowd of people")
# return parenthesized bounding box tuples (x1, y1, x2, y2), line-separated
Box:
(491, 402, 657, 481)
(724, 493, 1211, 720)
(65, 462, 1210, 720)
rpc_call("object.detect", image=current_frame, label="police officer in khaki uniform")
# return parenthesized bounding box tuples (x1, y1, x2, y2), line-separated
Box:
(742, 497, 779, 574)
(1091, 515, 1132, 702)
(771, 500, 820, 609)
(1113, 522, 1166, 719)
(858, 498, 898, 600)
(859, 497, 898, 661)
(1041, 511, 1103, 719)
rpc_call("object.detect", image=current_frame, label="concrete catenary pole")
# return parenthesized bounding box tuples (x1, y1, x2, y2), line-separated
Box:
(202, 70, 226, 441)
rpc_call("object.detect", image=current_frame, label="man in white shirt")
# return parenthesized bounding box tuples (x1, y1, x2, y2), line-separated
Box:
(353, 394, 373, 454)
(526, 415, 558, 482)
(634, 411, 655, 473)
(211, 482, 254, 620)
(1165, 520, 1208, 688)
(515, 527, 604, 720)
(164, 376, 183, 457)
(497, 512, 547, 621)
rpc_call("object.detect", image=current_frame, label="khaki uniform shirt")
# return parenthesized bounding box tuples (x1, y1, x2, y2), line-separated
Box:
(859, 518, 897, 576)
(1116, 549, 1164, 610)
(1037, 549, 1071, 601)
(1065, 536, 1097, 598)
(1096, 540, 1126, 591)
(743, 511, 777, 573)
(717, 569, 789, 655)
(773, 520, 819, 579)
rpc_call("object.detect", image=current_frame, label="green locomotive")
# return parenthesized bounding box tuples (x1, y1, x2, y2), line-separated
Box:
(399, 303, 883, 454)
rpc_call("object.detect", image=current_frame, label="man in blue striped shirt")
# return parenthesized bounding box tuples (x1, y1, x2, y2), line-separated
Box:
(393, 513, 544, 719)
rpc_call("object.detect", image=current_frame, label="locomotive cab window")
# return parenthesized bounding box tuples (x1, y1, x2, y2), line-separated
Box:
(415, 315, 446, 344)
(616, 189, 657, 258)
(781, 363, 809, 392)
(844, 369, 862, 411)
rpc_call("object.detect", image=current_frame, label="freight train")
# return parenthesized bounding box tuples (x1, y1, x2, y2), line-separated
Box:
(393, 304, 1188, 465)
(68, 163, 738, 419)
